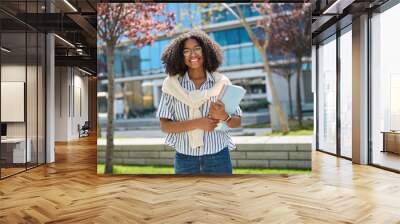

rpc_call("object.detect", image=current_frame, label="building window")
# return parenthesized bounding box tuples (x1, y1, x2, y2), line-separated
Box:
(317, 35, 337, 155)
(241, 45, 254, 65)
(371, 3, 400, 171)
(339, 26, 352, 158)
(227, 48, 240, 66)
(140, 45, 151, 72)
(202, 4, 259, 24)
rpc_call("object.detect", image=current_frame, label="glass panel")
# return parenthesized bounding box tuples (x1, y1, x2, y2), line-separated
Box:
(226, 29, 240, 45)
(371, 4, 400, 171)
(26, 0, 42, 169)
(239, 28, 251, 44)
(127, 46, 140, 77)
(241, 45, 253, 65)
(212, 30, 227, 46)
(0, 1, 46, 178)
(159, 39, 170, 57)
(114, 50, 123, 78)
(1, 30, 27, 177)
(254, 46, 262, 63)
(240, 5, 259, 17)
(97, 53, 107, 80)
(27, 31, 38, 168)
(222, 49, 228, 67)
(317, 36, 337, 154)
(203, 4, 259, 24)
(339, 28, 352, 158)
(181, 4, 192, 28)
(150, 42, 160, 70)
(140, 46, 151, 72)
(227, 48, 240, 66)
(38, 32, 45, 165)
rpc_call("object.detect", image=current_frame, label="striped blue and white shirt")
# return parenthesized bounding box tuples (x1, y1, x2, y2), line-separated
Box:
(156, 72, 242, 156)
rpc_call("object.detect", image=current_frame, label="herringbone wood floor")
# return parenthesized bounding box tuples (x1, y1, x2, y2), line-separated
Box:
(0, 136, 400, 224)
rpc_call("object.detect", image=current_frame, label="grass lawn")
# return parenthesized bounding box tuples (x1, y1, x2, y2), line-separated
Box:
(244, 119, 313, 136)
(243, 122, 271, 129)
(97, 164, 311, 175)
(268, 129, 313, 136)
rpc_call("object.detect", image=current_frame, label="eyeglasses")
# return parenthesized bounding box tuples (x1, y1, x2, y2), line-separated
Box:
(183, 46, 202, 57)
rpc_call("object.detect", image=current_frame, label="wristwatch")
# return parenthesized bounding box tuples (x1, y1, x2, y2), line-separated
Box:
(223, 114, 232, 123)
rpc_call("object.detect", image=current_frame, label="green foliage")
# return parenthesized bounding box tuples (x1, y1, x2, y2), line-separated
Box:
(268, 129, 313, 136)
(267, 119, 313, 136)
(243, 122, 271, 129)
(240, 99, 270, 112)
(243, 119, 314, 136)
(97, 164, 311, 174)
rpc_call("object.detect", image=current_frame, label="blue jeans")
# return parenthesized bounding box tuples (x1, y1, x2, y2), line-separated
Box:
(174, 147, 232, 175)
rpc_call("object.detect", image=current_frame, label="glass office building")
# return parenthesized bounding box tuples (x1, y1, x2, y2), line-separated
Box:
(312, 0, 400, 172)
(97, 3, 313, 121)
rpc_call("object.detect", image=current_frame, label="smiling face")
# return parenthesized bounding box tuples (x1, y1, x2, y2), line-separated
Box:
(183, 38, 204, 70)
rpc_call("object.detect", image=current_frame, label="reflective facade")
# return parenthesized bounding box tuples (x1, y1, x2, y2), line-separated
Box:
(97, 3, 313, 121)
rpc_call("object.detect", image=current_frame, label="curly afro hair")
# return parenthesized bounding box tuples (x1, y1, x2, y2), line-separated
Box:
(161, 30, 223, 77)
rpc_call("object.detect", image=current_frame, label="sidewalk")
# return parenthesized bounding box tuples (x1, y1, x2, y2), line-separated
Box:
(100, 127, 273, 138)
(98, 111, 269, 131)
(97, 136, 312, 145)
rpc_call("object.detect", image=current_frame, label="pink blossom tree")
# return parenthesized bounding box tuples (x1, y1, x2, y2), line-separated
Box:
(221, 3, 290, 133)
(97, 3, 175, 174)
(221, 3, 311, 132)
(267, 3, 311, 127)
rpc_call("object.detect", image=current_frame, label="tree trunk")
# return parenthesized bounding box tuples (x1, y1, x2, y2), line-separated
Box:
(263, 60, 289, 133)
(287, 75, 294, 119)
(223, 4, 289, 133)
(296, 58, 303, 127)
(105, 44, 115, 174)
(257, 43, 289, 133)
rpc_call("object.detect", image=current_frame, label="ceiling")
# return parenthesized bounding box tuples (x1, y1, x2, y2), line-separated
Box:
(0, 0, 97, 74)
(311, 0, 389, 43)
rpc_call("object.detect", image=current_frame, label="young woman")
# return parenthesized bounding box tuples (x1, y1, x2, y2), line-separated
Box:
(157, 30, 242, 175)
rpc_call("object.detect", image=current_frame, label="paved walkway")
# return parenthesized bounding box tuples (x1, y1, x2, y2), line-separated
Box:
(97, 136, 313, 145)
(100, 128, 272, 138)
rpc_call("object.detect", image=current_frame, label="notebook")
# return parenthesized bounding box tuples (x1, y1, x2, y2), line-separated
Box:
(214, 84, 246, 131)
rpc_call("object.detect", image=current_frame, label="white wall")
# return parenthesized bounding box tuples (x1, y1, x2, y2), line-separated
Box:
(1, 63, 46, 164)
(55, 67, 68, 141)
(54, 67, 89, 141)
(72, 72, 89, 138)
(1, 65, 27, 138)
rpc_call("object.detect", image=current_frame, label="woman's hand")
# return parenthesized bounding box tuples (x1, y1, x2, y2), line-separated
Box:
(208, 100, 228, 121)
(196, 117, 219, 132)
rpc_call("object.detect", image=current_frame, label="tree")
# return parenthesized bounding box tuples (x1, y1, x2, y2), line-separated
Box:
(267, 3, 311, 127)
(272, 63, 296, 119)
(221, 3, 290, 133)
(97, 3, 175, 174)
